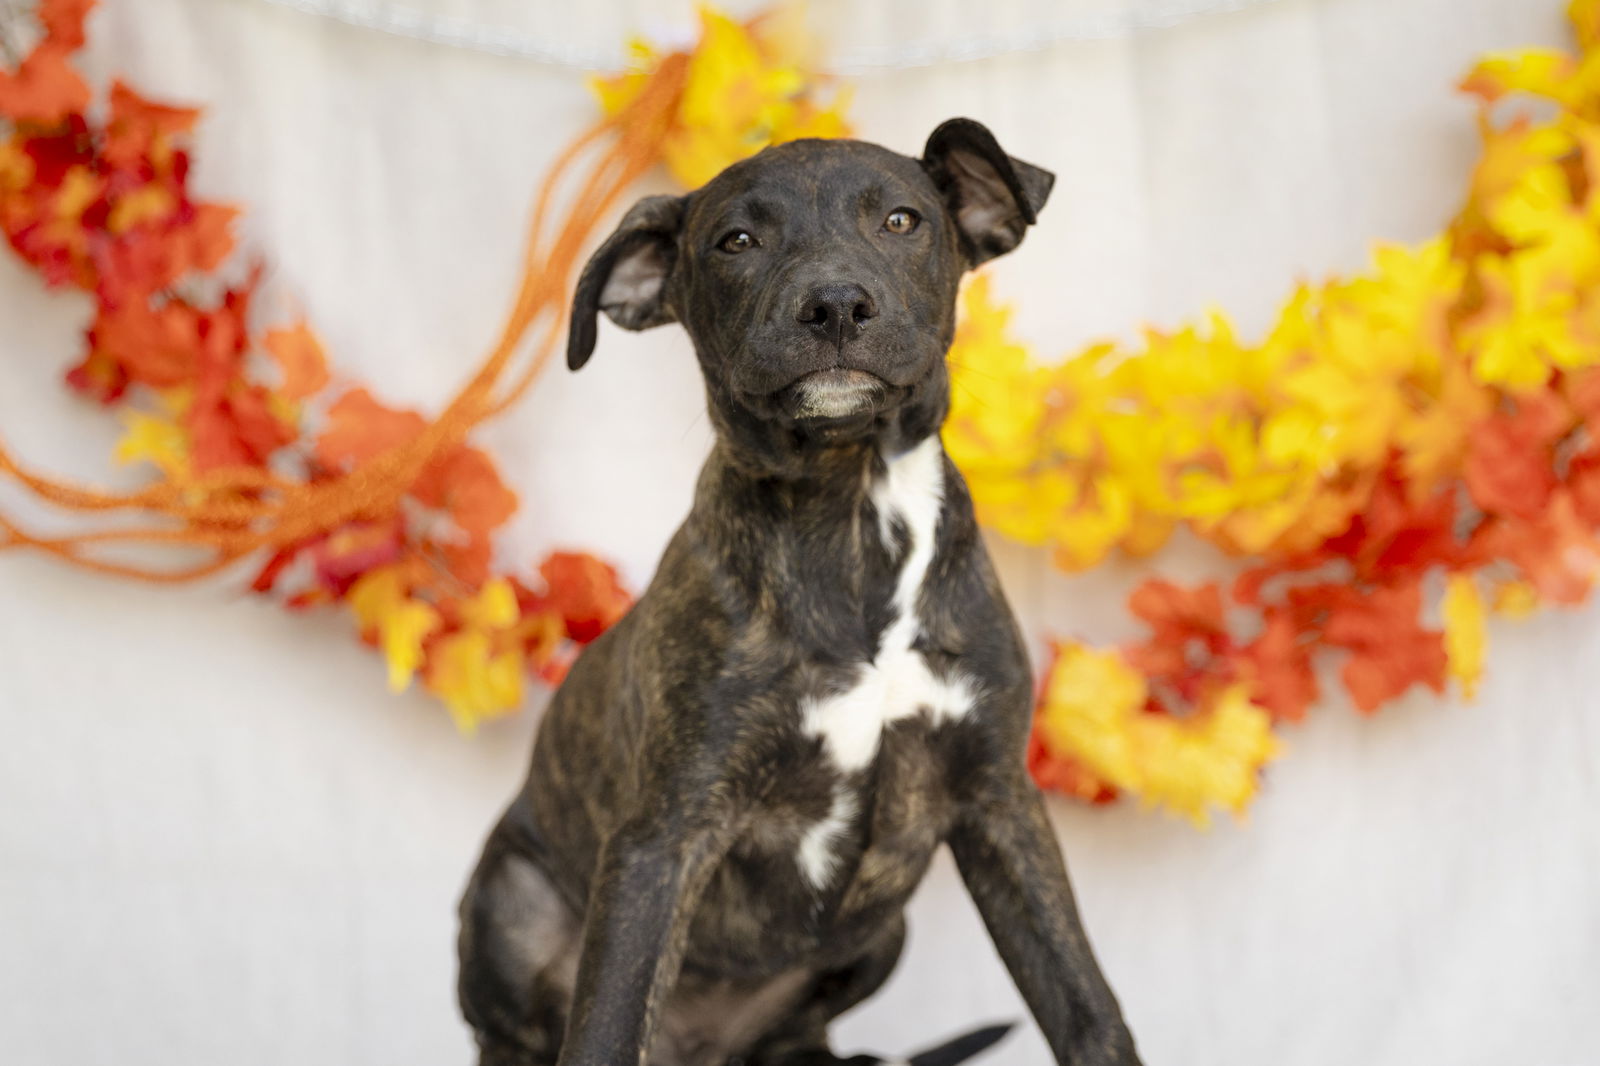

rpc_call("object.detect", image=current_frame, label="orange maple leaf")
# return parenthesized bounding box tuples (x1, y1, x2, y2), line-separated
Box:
(0, 43, 90, 124)
(1235, 608, 1319, 722)
(1320, 580, 1447, 712)
(413, 446, 519, 537)
(104, 80, 200, 172)
(526, 552, 631, 644)
(1464, 403, 1567, 519)
(315, 388, 427, 470)
(89, 296, 202, 388)
(1123, 579, 1230, 694)
(37, 0, 96, 49)
(0, 1, 96, 124)
(98, 201, 238, 296)
(1471, 491, 1600, 605)
(263, 321, 330, 401)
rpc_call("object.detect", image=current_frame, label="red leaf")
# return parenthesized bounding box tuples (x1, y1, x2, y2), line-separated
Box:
(310, 521, 405, 597)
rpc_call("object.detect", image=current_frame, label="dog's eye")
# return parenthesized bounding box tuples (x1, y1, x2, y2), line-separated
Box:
(883, 208, 920, 235)
(718, 230, 756, 254)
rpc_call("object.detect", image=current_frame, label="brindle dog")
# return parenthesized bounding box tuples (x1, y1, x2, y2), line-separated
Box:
(457, 118, 1142, 1066)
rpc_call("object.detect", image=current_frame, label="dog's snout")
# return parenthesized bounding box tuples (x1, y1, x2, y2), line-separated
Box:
(796, 283, 878, 347)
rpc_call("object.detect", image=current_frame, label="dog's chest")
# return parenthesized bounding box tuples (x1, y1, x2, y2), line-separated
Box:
(787, 437, 977, 890)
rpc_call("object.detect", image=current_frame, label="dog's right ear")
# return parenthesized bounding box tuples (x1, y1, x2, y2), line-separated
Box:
(567, 194, 687, 371)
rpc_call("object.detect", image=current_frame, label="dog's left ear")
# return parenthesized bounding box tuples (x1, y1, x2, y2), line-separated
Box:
(567, 193, 687, 370)
(922, 118, 1054, 267)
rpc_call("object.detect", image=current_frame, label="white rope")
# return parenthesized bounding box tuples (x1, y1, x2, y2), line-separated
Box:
(246, 0, 1299, 74)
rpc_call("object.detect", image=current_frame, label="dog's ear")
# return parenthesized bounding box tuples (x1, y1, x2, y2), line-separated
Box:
(567, 194, 687, 370)
(921, 118, 1054, 267)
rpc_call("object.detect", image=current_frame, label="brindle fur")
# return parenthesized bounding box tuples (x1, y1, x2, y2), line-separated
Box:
(458, 119, 1142, 1066)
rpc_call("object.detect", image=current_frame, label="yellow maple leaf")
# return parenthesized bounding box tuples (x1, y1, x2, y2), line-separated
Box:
(1035, 645, 1281, 826)
(113, 410, 189, 477)
(457, 577, 520, 631)
(1466, 246, 1595, 390)
(589, 4, 850, 189)
(1492, 579, 1541, 619)
(1442, 574, 1488, 701)
(1574, 0, 1600, 52)
(348, 567, 441, 693)
(426, 630, 525, 731)
(1461, 49, 1579, 106)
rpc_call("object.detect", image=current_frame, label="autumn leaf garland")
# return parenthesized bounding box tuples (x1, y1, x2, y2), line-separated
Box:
(949, 0, 1600, 824)
(0, 0, 633, 729)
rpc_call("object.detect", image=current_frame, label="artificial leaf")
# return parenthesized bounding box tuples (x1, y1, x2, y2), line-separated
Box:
(315, 388, 427, 470)
(263, 321, 330, 401)
(527, 551, 631, 644)
(1442, 573, 1488, 700)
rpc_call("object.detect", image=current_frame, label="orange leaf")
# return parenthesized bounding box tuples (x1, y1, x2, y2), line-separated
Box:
(529, 551, 631, 644)
(99, 202, 239, 295)
(0, 43, 90, 124)
(1472, 492, 1600, 605)
(1321, 581, 1447, 712)
(1123, 579, 1230, 693)
(315, 388, 426, 469)
(413, 446, 518, 536)
(105, 79, 199, 171)
(90, 298, 200, 388)
(187, 382, 294, 472)
(1464, 405, 1564, 519)
(38, 0, 96, 50)
(264, 322, 330, 401)
(1235, 609, 1318, 722)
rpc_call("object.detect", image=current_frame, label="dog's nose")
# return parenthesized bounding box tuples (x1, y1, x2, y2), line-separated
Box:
(796, 283, 878, 347)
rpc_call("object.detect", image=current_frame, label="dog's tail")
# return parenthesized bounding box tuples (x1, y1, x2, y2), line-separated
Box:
(908, 1023, 1014, 1066)
(896, 1021, 1016, 1066)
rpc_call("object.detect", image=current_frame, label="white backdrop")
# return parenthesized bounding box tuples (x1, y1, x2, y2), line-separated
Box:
(2, 1, 1597, 1064)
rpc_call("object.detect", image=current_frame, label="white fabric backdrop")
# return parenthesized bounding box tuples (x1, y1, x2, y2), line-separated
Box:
(1, 1, 1596, 1064)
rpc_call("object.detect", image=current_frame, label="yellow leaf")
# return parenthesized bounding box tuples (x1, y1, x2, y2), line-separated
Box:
(348, 568, 440, 693)
(588, 4, 849, 189)
(1491, 578, 1541, 620)
(426, 630, 525, 731)
(458, 577, 520, 631)
(1036, 646, 1280, 826)
(114, 410, 189, 477)
(1443, 574, 1488, 701)
(380, 600, 442, 693)
(107, 184, 176, 234)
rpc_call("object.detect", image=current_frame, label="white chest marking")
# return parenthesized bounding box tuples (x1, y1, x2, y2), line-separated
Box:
(794, 437, 979, 888)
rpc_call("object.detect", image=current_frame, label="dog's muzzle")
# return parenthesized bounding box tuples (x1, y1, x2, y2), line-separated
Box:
(782, 368, 888, 421)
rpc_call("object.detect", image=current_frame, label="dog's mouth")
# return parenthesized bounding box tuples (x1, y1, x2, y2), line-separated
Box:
(779, 368, 888, 422)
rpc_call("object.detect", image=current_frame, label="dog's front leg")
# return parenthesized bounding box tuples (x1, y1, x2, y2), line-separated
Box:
(556, 808, 734, 1066)
(949, 771, 1141, 1066)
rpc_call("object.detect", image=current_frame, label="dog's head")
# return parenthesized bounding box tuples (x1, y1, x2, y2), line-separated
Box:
(568, 118, 1053, 463)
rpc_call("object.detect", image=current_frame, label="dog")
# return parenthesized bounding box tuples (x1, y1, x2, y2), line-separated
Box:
(457, 117, 1142, 1066)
